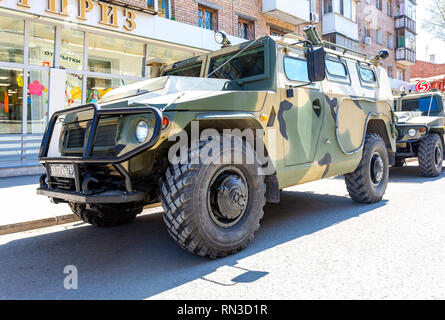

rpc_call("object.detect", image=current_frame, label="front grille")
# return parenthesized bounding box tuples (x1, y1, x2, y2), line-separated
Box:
(50, 177, 76, 190)
(66, 127, 86, 148)
(95, 124, 118, 146)
(63, 119, 119, 156)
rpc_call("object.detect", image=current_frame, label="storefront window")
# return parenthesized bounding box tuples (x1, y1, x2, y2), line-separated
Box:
(27, 70, 49, 134)
(88, 33, 145, 77)
(0, 68, 23, 134)
(60, 29, 84, 71)
(0, 16, 24, 64)
(148, 43, 195, 66)
(66, 73, 83, 108)
(28, 22, 56, 67)
(86, 77, 136, 103)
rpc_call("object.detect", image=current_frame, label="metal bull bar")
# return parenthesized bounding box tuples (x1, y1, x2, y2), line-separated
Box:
(37, 103, 163, 203)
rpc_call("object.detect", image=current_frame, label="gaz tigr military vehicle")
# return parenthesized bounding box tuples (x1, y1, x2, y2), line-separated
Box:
(393, 90, 445, 176)
(37, 26, 396, 258)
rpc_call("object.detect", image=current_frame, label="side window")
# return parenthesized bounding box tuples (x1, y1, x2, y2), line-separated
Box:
(163, 62, 202, 77)
(283, 57, 309, 82)
(325, 59, 348, 77)
(357, 63, 378, 88)
(359, 66, 376, 82)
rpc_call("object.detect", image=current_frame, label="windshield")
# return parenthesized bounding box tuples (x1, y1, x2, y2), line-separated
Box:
(163, 61, 202, 77)
(401, 95, 443, 115)
(208, 45, 265, 80)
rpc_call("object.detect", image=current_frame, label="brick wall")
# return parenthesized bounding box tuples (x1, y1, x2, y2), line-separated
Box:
(170, 0, 321, 39)
(355, 0, 410, 80)
(108, 0, 322, 40)
(410, 61, 445, 79)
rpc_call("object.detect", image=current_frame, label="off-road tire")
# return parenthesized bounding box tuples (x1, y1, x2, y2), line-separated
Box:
(69, 202, 143, 227)
(160, 135, 266, 258)
(418, 134, 443, 177)
(393, 157, 405, 167)
(345, 133, 389, 203)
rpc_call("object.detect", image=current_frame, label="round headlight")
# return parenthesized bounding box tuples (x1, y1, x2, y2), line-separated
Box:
(408, 128, 417, 137)
(136, 120, 149, 143)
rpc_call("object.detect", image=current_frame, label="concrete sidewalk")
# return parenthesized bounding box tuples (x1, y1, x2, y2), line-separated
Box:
(0, 175, 78, 235)
(0, 174, 163, 235)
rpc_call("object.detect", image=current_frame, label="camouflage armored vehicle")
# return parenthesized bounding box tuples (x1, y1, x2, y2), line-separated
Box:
(37, 26, 397, 258)
(393, 90, 445, 176)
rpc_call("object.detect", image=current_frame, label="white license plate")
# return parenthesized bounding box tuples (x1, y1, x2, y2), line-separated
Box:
(49, 164, 75, 178)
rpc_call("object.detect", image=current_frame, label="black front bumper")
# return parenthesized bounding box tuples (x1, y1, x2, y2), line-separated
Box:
(36, 187, 145, 204)
(36, 103, 163, 204)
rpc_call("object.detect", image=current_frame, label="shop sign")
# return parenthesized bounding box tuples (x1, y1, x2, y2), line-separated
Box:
(8, 0, 138, 32)
(415, 80, 431, 93)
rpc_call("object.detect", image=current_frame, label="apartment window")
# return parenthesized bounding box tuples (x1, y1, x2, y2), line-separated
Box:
(324, 0, 333, 14)
(238, 18, 255, 40)
(387, 0, 393, 16)
(270, 29, 286, 37)
(387, 65, 393, 78)
(339, 0, 353, 20)
(198, 6, 217, 31)
(406, 0, 416, 21)
(376, 0, 382, 10)
(147, 0, 170, 18)
(363, 21, 371, 39)
(397, 69, 404, 81)
(397, 29, 416, 50)
(325, 33, 359, 51)
(387, 32, 394, 49)
(376, 29, 383, 45)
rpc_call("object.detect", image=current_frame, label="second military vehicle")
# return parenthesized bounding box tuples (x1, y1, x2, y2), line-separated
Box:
(37, 26, 397, 258)
(393, 90, 445, 176)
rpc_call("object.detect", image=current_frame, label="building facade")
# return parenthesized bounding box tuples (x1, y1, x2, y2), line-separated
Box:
(0, 0, 416, 176)
(318, 0, 416, 93)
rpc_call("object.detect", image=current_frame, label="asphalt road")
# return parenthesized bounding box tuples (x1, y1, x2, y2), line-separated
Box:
(1, 162, 444, 299)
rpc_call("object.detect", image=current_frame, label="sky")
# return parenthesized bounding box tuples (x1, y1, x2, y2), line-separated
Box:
(416, 0, 445, 63)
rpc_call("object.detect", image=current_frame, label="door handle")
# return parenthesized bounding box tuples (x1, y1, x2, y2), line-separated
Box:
(312, 99, 321, 117)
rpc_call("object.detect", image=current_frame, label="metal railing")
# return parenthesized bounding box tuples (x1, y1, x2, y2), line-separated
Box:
(0, 134, 43, 168)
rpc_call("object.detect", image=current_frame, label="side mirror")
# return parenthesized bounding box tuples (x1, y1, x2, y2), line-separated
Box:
(307, 47, 326, 82)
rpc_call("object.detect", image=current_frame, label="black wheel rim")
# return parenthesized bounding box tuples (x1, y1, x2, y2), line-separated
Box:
(434, 144, 443, 169)
(370, 152, 384, 186)
(207, 166, 249, 228)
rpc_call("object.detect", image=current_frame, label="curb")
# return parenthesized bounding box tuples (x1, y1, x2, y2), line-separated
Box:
(0, 214, 80, 236)
(0, 202, 163, 236)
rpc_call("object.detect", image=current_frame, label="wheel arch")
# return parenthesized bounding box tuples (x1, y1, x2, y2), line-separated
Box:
(366, 119, 394, 165)
(157, 116, 280, 203)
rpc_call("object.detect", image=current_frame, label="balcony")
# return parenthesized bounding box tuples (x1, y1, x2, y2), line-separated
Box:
(396, 48, 416, 66)
(395, 15, 417, 34)
(322, 12, 358, 41)
(262, 0, 310, 25)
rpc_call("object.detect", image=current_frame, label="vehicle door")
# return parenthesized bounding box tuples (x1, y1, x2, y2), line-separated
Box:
(277, 47, 325, 166)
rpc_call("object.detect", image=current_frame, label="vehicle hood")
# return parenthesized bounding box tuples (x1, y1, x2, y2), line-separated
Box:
(395, 111, 443, 126)
(99, 76, 267, 112)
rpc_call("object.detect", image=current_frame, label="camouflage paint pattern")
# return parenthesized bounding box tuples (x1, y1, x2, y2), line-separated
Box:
(61, 35, 397, 189)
